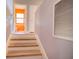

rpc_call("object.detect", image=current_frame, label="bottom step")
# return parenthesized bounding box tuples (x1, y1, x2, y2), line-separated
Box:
(7, 56, 42, 59)
(7, 50, 42, 57)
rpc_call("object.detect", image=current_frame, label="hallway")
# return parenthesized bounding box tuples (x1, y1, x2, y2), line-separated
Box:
(6, 0, 45, 59)
(6, 0, 73, 59)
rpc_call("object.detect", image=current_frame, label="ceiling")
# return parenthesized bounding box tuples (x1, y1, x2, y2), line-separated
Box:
(14, 0, 43, 5)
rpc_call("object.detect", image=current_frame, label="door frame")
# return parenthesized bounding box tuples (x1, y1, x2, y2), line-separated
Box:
(13, 4, 27, 34)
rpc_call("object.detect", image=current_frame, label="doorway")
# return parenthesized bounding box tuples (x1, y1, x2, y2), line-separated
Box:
(14, 4, 27, 34)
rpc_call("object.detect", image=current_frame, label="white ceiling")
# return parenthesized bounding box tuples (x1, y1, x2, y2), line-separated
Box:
(14, 0, 43, 5)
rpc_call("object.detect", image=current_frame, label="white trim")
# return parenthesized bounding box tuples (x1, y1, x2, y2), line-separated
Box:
(35, 34, 48, 59)
(52, 5, 55, 36)
(52, 0, 61, 37)
(53, 35, 73, 41)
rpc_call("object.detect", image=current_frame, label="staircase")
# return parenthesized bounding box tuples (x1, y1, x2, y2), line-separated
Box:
(6, 33, 42, 59)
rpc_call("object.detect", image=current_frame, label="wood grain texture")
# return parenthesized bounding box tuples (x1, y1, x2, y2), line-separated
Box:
(7, 34, 42, 57)
(7, 50, 42, 57)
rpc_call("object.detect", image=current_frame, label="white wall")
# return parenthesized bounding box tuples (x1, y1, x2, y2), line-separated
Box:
(29, 5, 35, 32)
(35, 0, 58, 59)
(6, 6, 10, 41)
(35, 0, 73, 59)
(28, 5, 38, 32)
(6, 0, 14, 34)
(6, 16, 10, 40)
(6, 0, 13, 15)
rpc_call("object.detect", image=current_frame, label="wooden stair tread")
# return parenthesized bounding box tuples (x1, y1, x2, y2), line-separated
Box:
(7, 34, 42, 58)
(9, 42, 37, 44)
(8, 46, 40, 51)
(11, 38, 36, 41)
(10, 35, 36, 39)
(10, 40, 37, 43)
(11, 38, 36, 40)
(7, 50, 42, 57)
(8, 43, 38, 47)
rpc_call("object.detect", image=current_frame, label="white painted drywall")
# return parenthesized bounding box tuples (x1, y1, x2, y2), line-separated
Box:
(6, 0, 13, 14)
(6, 0, 14, 35)
(6, 5, 11, 40)
(35, 0, 73, 59)
(28, 5, 38, 32)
